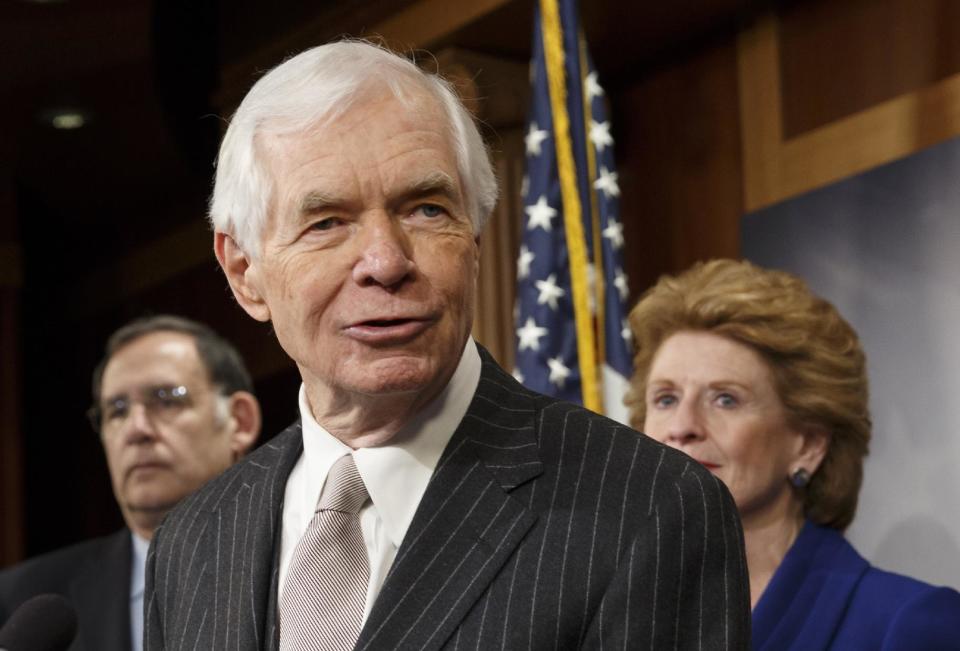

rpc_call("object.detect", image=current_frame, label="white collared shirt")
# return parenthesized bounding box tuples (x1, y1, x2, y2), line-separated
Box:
(130, 532, 149, 651)
(278, 339, 481, 621)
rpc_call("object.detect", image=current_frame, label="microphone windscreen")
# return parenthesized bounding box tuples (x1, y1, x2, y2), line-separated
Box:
(0, 593, 77, 651)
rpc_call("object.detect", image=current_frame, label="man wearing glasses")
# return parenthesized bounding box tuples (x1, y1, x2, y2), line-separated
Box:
(0, 315, 261, 651)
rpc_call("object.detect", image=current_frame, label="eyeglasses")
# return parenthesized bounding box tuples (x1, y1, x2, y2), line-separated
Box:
(88, 384, 191, 434)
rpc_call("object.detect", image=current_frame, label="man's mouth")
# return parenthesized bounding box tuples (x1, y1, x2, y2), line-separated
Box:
(365, 318, 413, 327)
(344, 317, 433, 344)
(127, 461, 167, 477)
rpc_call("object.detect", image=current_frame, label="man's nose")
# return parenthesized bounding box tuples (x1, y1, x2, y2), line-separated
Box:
(351, 215, 415, 288)
(665, 399, 707, 446)
(119, 403, 158, 444)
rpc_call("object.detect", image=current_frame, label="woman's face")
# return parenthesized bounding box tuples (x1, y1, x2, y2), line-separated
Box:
(642, 330, 825, 523)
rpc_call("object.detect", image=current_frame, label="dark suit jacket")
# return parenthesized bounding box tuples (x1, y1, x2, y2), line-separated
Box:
(753, 520, 960, 650)
(145, 347, 750, 650)
(0, 528, 133, 651)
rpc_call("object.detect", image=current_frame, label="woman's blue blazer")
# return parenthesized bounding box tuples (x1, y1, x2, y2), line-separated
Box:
(753, 520, 960, 650)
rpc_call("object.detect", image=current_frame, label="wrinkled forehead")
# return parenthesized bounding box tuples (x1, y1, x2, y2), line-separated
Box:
(255, 87, 463, 218)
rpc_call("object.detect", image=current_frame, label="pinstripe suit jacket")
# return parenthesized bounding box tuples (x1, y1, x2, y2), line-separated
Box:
(145, 346, 750, 650)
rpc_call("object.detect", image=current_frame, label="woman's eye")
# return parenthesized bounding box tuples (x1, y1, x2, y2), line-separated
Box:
(652, 393, 677, 408)
(715, 393, 738, 408)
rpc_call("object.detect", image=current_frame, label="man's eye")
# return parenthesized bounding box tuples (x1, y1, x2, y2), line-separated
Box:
(104, 402, 128, 421)
(415, 204, 446, 219)
(310, 217, 342, 231)
(155, 396, 181, 410)
(151, 387, 189, 410)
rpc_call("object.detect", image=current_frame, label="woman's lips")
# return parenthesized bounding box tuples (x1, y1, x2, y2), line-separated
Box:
(344, 318, 433, 344)
(695, 459, 721, 470)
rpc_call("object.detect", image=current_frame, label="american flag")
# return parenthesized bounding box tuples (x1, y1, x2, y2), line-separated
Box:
(513, 0, 633, 423)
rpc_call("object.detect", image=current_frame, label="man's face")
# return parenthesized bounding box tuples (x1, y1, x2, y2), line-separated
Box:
(238, 90, 479, 409)
(98, 331, 239, 534)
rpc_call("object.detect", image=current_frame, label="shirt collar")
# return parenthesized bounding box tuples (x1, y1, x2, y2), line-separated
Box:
(129, 531, 150, 599)
(298, 338, 481, 548)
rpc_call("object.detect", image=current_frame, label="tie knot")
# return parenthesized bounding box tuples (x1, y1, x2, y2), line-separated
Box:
(317, 455, 368, 515)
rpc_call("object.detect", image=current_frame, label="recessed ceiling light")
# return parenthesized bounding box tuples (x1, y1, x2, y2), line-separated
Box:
(52, 113, 85, 129)
(39, 108, 90, 130)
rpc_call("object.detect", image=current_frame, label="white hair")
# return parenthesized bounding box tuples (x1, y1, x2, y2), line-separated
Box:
(209, 40, 499, 257)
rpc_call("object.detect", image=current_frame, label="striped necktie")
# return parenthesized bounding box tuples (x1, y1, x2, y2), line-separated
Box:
(279, 454, 370, 651)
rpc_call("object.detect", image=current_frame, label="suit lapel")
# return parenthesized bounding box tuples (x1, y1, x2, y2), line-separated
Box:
(202, 423, 303, 651)
(71, 530, 132, 651)
(263, 474, 291, 651)
(357, 349, 543, 651)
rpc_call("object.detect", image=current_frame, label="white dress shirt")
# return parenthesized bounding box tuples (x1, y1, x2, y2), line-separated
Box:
(278, 339, 481, 621)
(130, 532, 149, 651)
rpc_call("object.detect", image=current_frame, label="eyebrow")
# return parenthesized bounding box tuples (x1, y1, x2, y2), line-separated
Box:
(645, 379, 752, 392)
(707, 380, 753, 392)
(295, 171, 463, 219)
(100, 383, 185, 405)
(298, 190, 345, 215)
(396, 171, 462, 205)
(102, 391, 129, 405)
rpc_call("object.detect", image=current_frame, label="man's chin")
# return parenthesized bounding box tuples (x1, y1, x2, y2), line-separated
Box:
(343, 357, 442, 396)
(354, 375, 434, 397)
(123, 488, 186, 516)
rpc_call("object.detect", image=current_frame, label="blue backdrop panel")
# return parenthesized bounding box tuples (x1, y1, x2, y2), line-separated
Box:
(743, 136, 960, 590)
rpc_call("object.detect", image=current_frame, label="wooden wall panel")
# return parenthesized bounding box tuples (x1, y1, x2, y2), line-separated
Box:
(615, 37, 744, 295)
(472, 128, 524, 371)
(739, 4, 960, 212)
(780, 0, 960, 137)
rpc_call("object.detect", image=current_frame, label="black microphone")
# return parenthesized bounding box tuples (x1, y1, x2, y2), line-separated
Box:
(0, 594, 77, 651)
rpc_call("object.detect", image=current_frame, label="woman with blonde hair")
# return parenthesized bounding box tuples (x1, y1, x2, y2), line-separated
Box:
(628, 259, 960, 649)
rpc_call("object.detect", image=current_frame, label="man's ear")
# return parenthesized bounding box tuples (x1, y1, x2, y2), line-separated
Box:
(214, 232, 270, 322)
(224, 391, 261, 460)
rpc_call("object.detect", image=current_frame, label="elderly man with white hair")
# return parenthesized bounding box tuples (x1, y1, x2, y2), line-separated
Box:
(144, 40, 749, 651)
